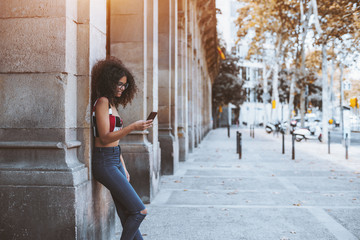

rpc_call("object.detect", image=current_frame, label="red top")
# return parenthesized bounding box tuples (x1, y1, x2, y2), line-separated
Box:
(92, 99, 123, 137)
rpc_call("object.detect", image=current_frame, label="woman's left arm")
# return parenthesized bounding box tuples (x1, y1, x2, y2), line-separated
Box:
(120, 154, 130, 182)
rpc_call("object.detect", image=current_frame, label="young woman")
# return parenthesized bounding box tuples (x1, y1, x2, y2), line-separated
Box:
(91, 57, 153, 240)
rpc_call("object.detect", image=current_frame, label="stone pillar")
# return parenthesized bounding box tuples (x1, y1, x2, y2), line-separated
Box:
(110, 0, 160, 203)
(187, 2, 196, 152)
(78, 1, 117, 239)
(201, 68, 206, 139)
(201, 69, 206, 138)
(158, 0, 179, 175)
(194, 57, 200, 147)
(169, 0, 180, 170)
(177, 0, 189, 162)
(206, 75, 213, 135)
(0, 0, 113, 239)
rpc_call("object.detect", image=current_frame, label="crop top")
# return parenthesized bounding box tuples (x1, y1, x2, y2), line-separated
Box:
(92, 99, 123, 137)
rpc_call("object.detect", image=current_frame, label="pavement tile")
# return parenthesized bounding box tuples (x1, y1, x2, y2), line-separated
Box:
(116, 127, 360, 240)
(140, 207, 338, 240)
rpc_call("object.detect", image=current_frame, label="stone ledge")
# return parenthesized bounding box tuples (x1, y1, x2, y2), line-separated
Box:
(0, 166, 88, 186)
(0, 141, 81, 149)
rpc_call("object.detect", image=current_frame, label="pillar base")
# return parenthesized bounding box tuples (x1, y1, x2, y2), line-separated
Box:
(0, 141, 115, 240)
(178, 126, 188, 162)
(159, 127, 179, 175)
(120, 131, 160, 203)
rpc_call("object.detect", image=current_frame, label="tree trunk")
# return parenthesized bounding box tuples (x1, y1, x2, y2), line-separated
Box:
(287, 73, 296, 133)
(262, 67, 270, 125)
(300, 88, 306, 127)
(272, 62, 280, 122)
(340, 62, 344, 138)
(330, 56, 335, 119)
(271, 33, 283, 122)
(298, 2, 311, 127)
(311, 0, 323, 34)
(321, 44, 328, 143)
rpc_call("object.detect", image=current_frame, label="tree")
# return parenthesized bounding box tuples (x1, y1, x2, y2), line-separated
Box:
(235, 0, 310, 123)
(312, 0, 360, 141)
(235, 0, 360, 137)
(212, 47, 246, 127)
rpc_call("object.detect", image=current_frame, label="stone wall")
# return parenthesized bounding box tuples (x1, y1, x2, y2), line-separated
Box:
(0, 0, 217, 238)
(0, 0, 114, 239)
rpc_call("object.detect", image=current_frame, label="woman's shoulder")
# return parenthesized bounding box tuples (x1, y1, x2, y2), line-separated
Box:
(95, 97, 109, 109)
(97, 97, 109, 104)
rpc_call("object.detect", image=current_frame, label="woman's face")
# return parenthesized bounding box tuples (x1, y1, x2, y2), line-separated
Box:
(115, 76, 128, 98)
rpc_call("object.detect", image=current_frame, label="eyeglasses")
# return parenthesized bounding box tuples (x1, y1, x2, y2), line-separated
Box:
(117, 82, 129, 89)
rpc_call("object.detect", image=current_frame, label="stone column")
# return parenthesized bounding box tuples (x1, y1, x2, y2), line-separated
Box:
(169, 0, 180, 170)
(110, 0, 160, 203)
(77, 1, 117, 239)
(206, 75, 213, 135)
(187, 2, 196, 152)
(194, 57, 200, 147)
(158, 0, 179, 175)
(177, 0, 189, 162)
(201, 69, 206, 138)
(201, 68, 206, 139)
(0, 0, 112, 239)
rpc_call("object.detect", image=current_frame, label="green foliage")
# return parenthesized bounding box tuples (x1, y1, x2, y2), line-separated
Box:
(212, 48, 246, 107)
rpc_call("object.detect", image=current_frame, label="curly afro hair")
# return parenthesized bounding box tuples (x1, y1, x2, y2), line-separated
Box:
(91, 57, 137, 108)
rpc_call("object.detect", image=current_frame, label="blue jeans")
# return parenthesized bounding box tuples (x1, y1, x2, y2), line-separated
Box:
(92, 145, 146, 240)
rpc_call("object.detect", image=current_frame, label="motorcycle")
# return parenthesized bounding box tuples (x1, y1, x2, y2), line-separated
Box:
(293, 126, 322, 142)
(265, 121, 286, 134)
(289, 120, 298, 134)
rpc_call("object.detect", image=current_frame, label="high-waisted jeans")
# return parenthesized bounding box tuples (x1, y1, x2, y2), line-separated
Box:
(92, 145, 146, 240)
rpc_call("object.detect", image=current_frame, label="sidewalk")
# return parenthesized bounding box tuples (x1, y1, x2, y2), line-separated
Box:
(122, 127, 360, 240)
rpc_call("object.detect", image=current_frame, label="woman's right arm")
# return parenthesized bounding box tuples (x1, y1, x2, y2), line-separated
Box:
(95, 97, 153, 145)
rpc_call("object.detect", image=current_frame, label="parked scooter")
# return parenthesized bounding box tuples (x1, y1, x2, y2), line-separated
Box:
(293, 126, 322, 142)
(265, 121, 286, 134)
(290, 120, 298, 134)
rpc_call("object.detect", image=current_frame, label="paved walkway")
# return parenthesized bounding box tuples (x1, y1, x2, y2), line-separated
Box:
(122, 127, 360, 240)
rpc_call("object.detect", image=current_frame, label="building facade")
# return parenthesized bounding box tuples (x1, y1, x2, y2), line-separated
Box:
(0, 0, 218, 239)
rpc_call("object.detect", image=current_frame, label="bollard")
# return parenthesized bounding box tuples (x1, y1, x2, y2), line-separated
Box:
(239, 132, 242, 159)
(227, 125, 230, 138)
(236, 131, 239, 153)
(345, 133, 348, 160)
(292, 134, 295, 160)
(282, 131, 285, 154)
(253, 125, 255, 138)
(250, 125, 252, 137)
(328, 131, 330, 154)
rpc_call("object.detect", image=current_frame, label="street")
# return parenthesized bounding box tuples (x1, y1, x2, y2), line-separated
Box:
(330, 130, 360, 146)
(115, 127, 360, 240)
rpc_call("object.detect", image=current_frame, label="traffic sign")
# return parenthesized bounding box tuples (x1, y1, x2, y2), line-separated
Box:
(343, 80, 351, 91)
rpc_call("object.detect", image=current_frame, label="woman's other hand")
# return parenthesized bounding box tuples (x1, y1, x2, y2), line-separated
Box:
(131, 120, 153, 131)
(125, 168, 130, 182)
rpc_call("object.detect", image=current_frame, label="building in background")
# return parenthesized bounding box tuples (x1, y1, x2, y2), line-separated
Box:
(216, 0, 286, 127)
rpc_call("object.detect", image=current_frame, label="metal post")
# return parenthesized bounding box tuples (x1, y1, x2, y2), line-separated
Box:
(239, 133, 242, 159)
(328, 131, 330, 154)
(250, 124, 252, 137)
(253, 125, 255, 138)
(345, 133, 348, 160)
(227, 125, 230, 138)
(292, 134, 295, 160)
(236, 131, 239, 153)
(282, 131, 285, 154)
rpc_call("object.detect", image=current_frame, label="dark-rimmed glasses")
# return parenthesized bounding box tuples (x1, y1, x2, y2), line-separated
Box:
(117, 82, 129, 89)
